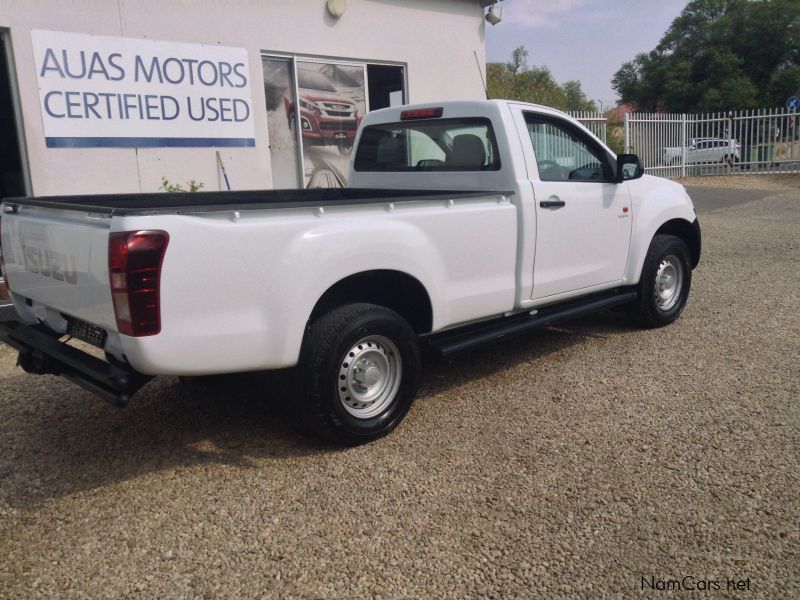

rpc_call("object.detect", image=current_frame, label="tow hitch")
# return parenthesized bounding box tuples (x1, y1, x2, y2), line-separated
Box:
(0, 319, 151, 407)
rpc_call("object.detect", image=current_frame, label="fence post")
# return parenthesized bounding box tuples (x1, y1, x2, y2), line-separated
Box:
(680, 113, 687, 178)
(727, 111, 734, 173)
(623, 113, 630, 154)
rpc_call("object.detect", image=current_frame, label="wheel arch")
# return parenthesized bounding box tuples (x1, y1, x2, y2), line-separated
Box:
(309, 269, 434, 334)
(655, 218, 701, 268)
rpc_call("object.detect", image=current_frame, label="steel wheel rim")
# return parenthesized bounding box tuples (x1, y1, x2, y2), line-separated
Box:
(654, 255, 684, 311)
(338, 335, 402, 419)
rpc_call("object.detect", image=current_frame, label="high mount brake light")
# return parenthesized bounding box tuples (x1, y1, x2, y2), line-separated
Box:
(108, 230, 169, 337)
(400, 107, 443, 120)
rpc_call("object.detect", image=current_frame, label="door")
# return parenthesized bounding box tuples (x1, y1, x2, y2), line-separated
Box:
(262, 56, 304, 188)
(1, 32, 28, 303)
(522, 112, 632, 301)
(295, 60, 367, 188)
(367, 64, 405, 110)
(0, 33, 26, 200)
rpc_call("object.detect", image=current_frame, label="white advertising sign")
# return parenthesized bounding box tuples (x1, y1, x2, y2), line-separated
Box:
(31, 30, 255, 148)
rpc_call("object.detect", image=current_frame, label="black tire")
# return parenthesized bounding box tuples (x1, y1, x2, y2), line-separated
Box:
(299, 303, 421, 445)
(630, 234, 692, 328)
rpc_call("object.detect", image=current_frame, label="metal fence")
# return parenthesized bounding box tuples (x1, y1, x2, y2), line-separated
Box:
(567, 108, 800, 179)
(568, 110, 608, 143)
(624, 108, 800, 178)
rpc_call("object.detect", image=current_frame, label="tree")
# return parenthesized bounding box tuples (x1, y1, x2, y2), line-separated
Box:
(612, 0, 800, 112)
(563, 81, 597, 111)
(487, 46, 597, 111)
(509, 46, 528, 77)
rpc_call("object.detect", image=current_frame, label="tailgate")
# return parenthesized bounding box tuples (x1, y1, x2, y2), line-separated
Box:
(1, 203, 117, 331)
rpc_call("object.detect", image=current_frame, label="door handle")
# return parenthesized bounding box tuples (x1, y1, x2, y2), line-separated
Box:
(539, 199, 566, 208)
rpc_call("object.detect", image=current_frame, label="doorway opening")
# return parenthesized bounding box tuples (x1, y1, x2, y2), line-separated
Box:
(367, 64, 405, 111)
(0, 32, 25, 200)
(0, 31, 26, 301)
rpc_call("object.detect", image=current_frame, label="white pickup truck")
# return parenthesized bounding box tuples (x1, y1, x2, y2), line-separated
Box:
(0, 100, 700, 444)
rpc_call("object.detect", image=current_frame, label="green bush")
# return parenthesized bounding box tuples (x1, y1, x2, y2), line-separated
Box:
(160, 177, 204, 193)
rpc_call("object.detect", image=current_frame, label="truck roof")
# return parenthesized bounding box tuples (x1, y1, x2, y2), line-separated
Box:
(359, 99, 597, 141)
(364, 99, 573, 119)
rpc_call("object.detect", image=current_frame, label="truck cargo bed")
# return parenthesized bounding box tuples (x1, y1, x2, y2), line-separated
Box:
(2, 188, 513, 217)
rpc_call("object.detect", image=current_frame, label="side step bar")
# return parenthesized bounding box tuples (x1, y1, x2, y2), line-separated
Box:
(426, 288, 637, 356)
(0, 319, 151, 407)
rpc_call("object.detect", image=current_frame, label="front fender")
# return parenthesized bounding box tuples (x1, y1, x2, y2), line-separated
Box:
(624, 176, 698, 285)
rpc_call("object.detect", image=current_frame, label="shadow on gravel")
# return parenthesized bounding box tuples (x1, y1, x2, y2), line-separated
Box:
(0, 310, 637, 508)
(419, 309, 637, 398)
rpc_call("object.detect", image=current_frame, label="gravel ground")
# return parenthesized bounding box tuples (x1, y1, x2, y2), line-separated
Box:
(676, 173, 800, 191)
(1, 178, 798, 598)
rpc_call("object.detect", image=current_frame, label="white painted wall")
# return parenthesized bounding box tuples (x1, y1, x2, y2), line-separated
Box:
(0, 0, 486, 196)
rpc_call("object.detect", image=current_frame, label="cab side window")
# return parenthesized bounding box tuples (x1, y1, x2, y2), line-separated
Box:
(525, 115, 614, 182)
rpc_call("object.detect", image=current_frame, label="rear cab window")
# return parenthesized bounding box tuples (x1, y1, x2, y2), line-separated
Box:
(354, 118, 501, 172)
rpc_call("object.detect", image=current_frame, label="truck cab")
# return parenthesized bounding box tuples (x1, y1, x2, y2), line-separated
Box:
(350, 100, 699, 306)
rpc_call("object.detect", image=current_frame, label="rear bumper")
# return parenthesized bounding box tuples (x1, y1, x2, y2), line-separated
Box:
(0, 318, 151, 407)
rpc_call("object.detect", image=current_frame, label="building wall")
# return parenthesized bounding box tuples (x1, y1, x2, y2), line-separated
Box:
(0, 0, 486, 196)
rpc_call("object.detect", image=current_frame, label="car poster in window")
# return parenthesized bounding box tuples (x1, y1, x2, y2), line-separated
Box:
(292, 62, 367, 188)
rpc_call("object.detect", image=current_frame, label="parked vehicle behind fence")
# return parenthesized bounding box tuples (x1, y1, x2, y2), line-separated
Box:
(663, 138, 741, 165)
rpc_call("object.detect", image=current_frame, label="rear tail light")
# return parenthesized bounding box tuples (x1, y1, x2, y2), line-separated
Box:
(109, 230, 169, 337)
(401, 107, 443, 120)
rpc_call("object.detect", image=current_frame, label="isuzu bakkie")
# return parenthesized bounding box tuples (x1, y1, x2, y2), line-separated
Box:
(0, 100, 701, 444)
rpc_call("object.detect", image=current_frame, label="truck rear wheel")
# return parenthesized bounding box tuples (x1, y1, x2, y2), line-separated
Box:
(299, 303, 420, 445)
(631, 234, 692, 328)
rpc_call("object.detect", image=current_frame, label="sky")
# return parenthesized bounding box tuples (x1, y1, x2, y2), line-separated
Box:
(485, 0, 689, 110)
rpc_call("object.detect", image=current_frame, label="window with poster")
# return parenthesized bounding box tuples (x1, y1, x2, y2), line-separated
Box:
(262, 54, 405, 189)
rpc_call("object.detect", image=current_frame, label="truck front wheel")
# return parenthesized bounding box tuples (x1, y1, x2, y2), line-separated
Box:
(631, 234, 692, 328)
(299, 303, 421, 445)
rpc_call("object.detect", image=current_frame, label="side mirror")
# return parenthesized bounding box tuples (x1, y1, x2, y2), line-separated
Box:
(616, 153, 644, 182)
